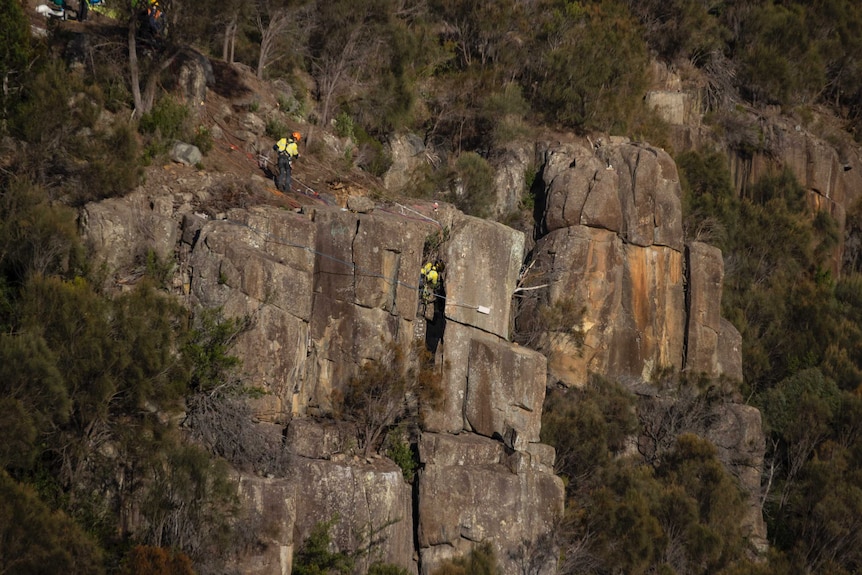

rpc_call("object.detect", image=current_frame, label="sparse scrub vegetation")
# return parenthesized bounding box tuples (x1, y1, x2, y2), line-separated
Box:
(430, 541, 499, 575)
(4, 0, 862, 573)
(336, 341, 443, 459)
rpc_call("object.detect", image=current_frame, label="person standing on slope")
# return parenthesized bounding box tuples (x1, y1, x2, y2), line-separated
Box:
(273, 132, 301, 192)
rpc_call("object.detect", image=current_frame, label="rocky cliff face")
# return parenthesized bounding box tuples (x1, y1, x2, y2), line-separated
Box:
(517, 138, 764, 545)
(647, 64, 862, 276)
(81, 125, 770, 571)
(523, 139, 739, 387)
(82, 179, 563, 575)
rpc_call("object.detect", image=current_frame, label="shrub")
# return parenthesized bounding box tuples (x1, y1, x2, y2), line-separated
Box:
(368, 563, 411, 575)
(266, 117, 288, 140)
(73, 122, 142, 204)
(334, 111, 355, 139)
(0, 471, 106, 575)
(451, 152, 495, 218)
(385, 430, 418, 482)
(528, 1, 649, 133)
(139, 96, 189, 141)
(541, 376, 638, 483)
(293, 517, 354, 575)
(480, 83, 530, 147)
(431, 541, 499, 575)
(192, 125, 213, 155)
(337, 341, 442, 458)
(355, 129, 392, 177)
(120, 545, 194, 575)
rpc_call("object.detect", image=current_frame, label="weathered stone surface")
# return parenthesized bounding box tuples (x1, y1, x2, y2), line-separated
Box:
(684, 241, 723, 376)
(418, 431, 505, 467)
(443, 216, 524, 338)
(187, 209, 317, 420)
(176, 50, 214, 115)
(80, 191, 179, 275)
(541, 142, 683, 250)
(81, 130, 770, 575)
(171, 142, 203, 166)
(231, 474, 297, 575)
(311, 208, 429, 311)
(347, 195, 375, 213)
(284, 418, 356, 459)
(465, 338, 546, 449)
(233, 454, 416, 575)
(352, 212, 430, 315)
(645, 90, 696, 126)
(293, 456, 415, 574)
(492, 143, 533, 219)
(717, 318, 743, 383)
(532, 225, 685, 386)
(716, 113, 862, 275)
(417, 433, 564, 575)
(703, 403, 767, 549)
(384, 133, 427, 192)
(423, 321, 482, 434)
(239, 112, 266, 135)
(541, 143, 620, 233)
(306, 294, 412, 415)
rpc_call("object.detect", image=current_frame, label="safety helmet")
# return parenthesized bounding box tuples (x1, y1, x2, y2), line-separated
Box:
(292, 131, 301, 142)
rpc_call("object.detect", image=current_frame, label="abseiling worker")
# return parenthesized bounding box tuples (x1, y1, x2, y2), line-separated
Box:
(420, 261, 440, 303)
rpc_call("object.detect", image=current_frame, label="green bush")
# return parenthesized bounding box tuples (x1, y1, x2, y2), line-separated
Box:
(334, 111, 355, 139)
(293, 517, 354, 575)
(0, 471, 105, 575)
(385, 431, 417, 482)
(139, 96, 189, 141)
(481, 83, 530, 147)
(266, 117, 288, 140)
(541, 376, 638, 483)
(430, 541, 499, 575)
(528, 1, 649, 133)
(451, 152, 495, 218)
(355, 125, 392, 177)
(368, 563, 411, 575)
(74, 122, 142, 204)
(192, 125, 214, 155)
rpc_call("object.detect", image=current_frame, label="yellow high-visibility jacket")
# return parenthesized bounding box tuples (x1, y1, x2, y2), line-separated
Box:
(275, 138, 299, 159)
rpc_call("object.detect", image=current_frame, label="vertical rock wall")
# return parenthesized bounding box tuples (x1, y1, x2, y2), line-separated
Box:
(79, 132, 769, 573)
(180, 201, 563, 575)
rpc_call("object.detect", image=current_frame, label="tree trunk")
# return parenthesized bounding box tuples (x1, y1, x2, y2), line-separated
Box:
(128, 13, 143, 117)
(142, 52, 180, 113)
(256, 10, 289, 80)
(222, 14, 237, 63)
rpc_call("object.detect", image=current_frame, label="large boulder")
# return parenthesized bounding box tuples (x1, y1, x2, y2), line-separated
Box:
(417, 433, 564, 575)
(491, 143, 533, 220)
(292, 456, 415, 574)
(703, 403, 767, 550)
(80, 190, 178, 277)
(384, 133, 427, 192)
(231, 474, 297, 575)
(540, 141, 683, 250)
(530, 225, 685, 386)
(187, 208, 317, 421)
(443, 215, 524, 339)
(464, 338, 546, 449)
(684, 241, 724, 377)
(424, 320, 546, 439)
(232, 453, 416, 575)
(187, 205, 432, 420)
